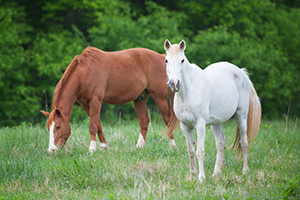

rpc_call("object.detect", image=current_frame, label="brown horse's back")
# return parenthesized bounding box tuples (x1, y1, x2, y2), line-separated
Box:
(76, 47, 167, 105)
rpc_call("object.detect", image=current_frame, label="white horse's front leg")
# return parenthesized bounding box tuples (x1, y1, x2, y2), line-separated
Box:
(211, 124, 226, 176)
(195, 119, 206, 183)
(181, 123, 197, 177)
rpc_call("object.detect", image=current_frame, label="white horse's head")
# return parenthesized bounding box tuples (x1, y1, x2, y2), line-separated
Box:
(164, 39, 186, 92)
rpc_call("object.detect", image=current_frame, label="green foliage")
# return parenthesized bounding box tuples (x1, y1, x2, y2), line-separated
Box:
(0, 2, 36, 126)
(0, 0, 299, 126)
(88, 0, 186, 51)
(26, 25, 87, 100)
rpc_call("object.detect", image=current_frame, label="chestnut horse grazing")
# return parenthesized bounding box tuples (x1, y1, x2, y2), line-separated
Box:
(41, 47, 176, 152)
(163, 40, 261, 183)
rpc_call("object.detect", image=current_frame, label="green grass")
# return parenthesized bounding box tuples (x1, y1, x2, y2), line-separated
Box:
(0, 115, 299, 199)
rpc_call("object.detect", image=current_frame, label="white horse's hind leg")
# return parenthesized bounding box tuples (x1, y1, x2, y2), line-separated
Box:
(180, 123, 197, 177)
(211, 124, 226, 176)
(169, 138, 176, 147)
(236, 113, 249, 174)
(195, 119, 206, 183)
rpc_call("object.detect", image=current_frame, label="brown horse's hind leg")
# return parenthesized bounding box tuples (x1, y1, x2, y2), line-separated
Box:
(150, 92, 176, 147)
(134, 92, 150, 148)
(96, 121, 107, 148)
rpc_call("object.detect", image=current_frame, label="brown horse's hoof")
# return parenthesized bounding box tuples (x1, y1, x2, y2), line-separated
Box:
(99, 142, 108, 150)
(136, 133, 146, 148)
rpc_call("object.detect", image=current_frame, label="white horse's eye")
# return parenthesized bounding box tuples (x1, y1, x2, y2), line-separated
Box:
(181, 59, 184, 63)
(165, 59, 168, 63)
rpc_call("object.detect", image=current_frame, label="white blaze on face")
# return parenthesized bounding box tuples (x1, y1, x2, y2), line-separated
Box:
(48, 122, 58, 152)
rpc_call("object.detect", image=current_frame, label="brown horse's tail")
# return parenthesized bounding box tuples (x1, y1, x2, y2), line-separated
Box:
(233, 83, 261, 154)
(161, 91, 179, 139)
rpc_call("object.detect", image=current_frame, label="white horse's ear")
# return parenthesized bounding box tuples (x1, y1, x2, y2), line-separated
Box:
(179, 40, 186, 51)
(164, 39, 171, 51)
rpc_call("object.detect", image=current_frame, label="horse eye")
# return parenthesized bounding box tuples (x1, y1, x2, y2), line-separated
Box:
(165, 59, 168, 63)
(56, 126, 61, 130)
(181, 59, 184, 63)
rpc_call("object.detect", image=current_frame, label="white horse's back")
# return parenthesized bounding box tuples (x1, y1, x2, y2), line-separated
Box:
(202, 62, 251, 124)
(204, 62, 250, 91)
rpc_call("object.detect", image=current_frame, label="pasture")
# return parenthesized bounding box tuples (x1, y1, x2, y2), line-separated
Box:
(0, 114, 299, 199)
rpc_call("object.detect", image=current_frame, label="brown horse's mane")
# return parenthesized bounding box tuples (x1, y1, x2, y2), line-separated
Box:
(77, 47, 103, 65)
(46, 55, 78, 129)
(52, 47, 104, 109)
(51, 57, 79, 109)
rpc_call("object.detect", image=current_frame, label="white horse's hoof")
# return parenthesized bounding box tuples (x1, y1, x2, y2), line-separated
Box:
(136, 133, 146, 148)
(198, 176, 205, 184)
(212, 168, 222, 177)
(169, 139, 176, 147)
(198, 172, 206, 183)
(212, 172, 221, 177)
(243, 166, 249, 175)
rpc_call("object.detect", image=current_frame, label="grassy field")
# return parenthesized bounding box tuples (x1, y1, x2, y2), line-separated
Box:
(0, 114, 299, 199)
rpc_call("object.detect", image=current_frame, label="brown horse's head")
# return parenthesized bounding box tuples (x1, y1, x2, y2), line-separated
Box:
(41, 108, 71, 152)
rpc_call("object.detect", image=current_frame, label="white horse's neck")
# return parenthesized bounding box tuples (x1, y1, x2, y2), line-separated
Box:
(177, 61, 206, 98)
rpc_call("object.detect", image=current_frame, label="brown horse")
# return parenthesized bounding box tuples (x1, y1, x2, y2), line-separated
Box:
(41, 47, 176, 152)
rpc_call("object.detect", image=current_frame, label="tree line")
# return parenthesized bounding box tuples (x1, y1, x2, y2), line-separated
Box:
(0, 0, 299, 126)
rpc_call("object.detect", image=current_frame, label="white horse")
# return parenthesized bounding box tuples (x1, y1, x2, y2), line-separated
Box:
(163, 39, 261, 183)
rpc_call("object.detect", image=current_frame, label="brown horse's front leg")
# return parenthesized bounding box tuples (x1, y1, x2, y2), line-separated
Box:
(133, 93, 150, 148)
(88, 97, 107, 152)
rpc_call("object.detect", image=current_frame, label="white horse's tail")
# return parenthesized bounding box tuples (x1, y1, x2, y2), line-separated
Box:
(233, 82, 262, 154)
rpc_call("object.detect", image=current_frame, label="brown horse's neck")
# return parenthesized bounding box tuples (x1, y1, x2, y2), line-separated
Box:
(53, 84, 79, 121)
(52, 58, 80, 121)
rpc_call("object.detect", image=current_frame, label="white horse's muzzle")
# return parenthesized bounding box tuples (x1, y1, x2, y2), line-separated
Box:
(168, 79, 181, 92)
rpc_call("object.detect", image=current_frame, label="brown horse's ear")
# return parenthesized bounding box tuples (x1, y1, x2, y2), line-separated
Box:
(164, 39, 171, 51)
(40, 110, 50, 118)
(179, 40, 186, 51)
